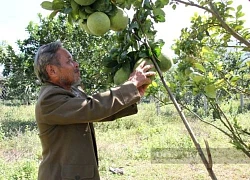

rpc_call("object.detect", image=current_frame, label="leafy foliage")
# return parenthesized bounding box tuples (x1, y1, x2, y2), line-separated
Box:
(39, 0, 171, 85)
(170, 0, 250, 157)
(101, 0, 170, 84)
(0, 14, 116, 103)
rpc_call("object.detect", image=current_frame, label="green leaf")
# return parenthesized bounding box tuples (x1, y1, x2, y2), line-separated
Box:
(152, 46, 161, 57)
(70, 0, 79, 11)
(214, 79, 225, 87)
(172, 4, 176, 10)
(70, 11, 78, 21)
(243, 74, 250, 80)
(236, 11, 245, 19)
(139, 51, 148, 58)
(208, 72, 214, 80)
(142, 0, 151, 8)
(49, 10, 58, 19)
(230, 75, 240, 82)
(242, 47, 250, 51)
(64, 7, 72, 14)
(216, 61, 223, 71)
(204, 84, 216, 99)
(79, 10, 87, 19)
(41, 1, 53, 10)
(129, 22, 139, 30)
(120, 51, 128, 61)
(103, 58, 118, 68)
(194, 63, 206, 73)
(151, 81, 158, 87)
(67, 13, 73, 25)
(201, 46, 210, 53)
(227, 0, 233, 5)
(52, 0, 65, 10)
(226, 7, 235, 11)
(235, 25, 244, 31)
(84, 6, 94, 14)
(152, 8, 165, 22)
(246, 59, 250, 67)
(190, 71, 204, 83)
(237, 5, 242, 12)
(155, 0, 169, 8)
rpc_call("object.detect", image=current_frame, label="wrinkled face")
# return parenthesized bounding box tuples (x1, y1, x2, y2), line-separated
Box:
(54, 48, 81, 87)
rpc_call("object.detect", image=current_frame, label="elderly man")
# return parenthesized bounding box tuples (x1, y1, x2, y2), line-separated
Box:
(34, 41, 155, 180)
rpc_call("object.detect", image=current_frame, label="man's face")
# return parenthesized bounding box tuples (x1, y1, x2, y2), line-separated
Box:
(54, 48, 81, 87)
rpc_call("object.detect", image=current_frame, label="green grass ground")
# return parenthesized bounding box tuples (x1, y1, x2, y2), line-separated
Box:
(0, 102, 249, 180)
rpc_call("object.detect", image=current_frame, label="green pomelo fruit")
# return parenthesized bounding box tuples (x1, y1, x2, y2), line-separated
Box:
(79, 19, 93, 35)
(133, 58, 155, 71)
(74, 0, 96, 6)
(109, 7, 128, 31)
(190, 72, 204, 83)
(87, 12, 110, 36)
(158, 53, 173, 72)
(113, 67, 130, 85)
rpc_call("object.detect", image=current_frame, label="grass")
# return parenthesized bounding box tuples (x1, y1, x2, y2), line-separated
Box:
(0, 101, 249, 179)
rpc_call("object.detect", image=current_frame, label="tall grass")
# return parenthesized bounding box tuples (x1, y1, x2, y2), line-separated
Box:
(0, 102, 249, 179)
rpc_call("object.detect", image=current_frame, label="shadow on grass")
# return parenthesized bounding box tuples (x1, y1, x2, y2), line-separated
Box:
(1, 119, 37, 138)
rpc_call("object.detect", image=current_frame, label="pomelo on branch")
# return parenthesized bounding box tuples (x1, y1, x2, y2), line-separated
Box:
(74, 0, 96, 6)
(87, 12, 110, 36)
(158, 52, 173, 72)
(113, 66, 131, 85)
(109, 7, 129, 31)
(133, 57, 156, 72)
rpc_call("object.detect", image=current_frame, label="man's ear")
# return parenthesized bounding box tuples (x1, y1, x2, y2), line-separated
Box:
(46, 65, 57, 77)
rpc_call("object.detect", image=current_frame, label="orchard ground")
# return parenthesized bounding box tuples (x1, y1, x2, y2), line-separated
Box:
(0, 101, 249, 179)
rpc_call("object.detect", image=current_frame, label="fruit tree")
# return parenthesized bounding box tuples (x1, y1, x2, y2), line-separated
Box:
(40, 0, 250, 178)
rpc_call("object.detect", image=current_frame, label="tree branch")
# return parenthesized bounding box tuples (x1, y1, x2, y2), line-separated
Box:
(178, 101, 233, 139)
(172, 0, 250, 49)
(172, 0, 213, 13)
(207, 0, 250, 48)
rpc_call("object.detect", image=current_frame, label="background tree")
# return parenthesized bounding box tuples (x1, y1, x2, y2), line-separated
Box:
(169, 0, 250, 157)
(142, 0, 250, 158)
(0, 14, 116, 104)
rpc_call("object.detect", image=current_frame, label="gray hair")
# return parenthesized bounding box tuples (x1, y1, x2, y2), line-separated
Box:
(34, 41, 62, 83)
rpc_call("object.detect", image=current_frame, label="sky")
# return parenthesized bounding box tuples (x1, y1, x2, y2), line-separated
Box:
(0, 0, 249, 74)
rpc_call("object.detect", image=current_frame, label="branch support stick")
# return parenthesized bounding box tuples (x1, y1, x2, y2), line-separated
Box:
(145, 40, 217, 180)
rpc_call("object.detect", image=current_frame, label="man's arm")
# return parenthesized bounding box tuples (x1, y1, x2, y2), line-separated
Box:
(36, 82, 140, 125)
(99, 103, 138, 122)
